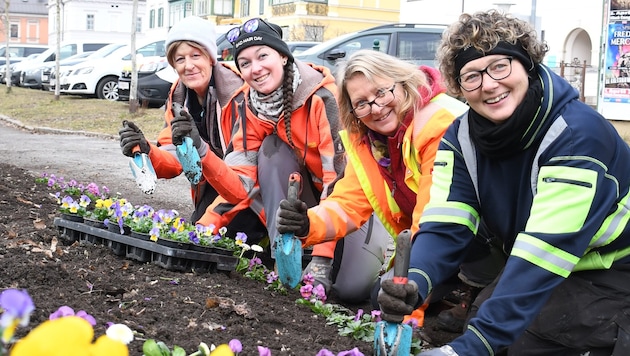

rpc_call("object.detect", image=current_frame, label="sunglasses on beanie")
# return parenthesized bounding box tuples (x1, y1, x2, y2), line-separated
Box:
(227, 18, 282, 45)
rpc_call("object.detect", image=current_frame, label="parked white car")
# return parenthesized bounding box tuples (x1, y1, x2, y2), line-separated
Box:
(59, 40, 165, 100)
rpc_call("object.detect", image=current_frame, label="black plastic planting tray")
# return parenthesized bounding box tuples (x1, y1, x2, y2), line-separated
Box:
(54, 217, 238, 273)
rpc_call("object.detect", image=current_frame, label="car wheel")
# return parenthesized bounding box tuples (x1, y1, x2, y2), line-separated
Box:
(96, 76, 119, 101)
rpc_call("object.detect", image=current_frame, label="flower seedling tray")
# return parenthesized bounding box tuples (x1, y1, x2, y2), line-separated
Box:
(54, 217, 238, 272)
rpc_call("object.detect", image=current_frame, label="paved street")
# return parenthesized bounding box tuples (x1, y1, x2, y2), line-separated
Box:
(0, 116, 193, 217)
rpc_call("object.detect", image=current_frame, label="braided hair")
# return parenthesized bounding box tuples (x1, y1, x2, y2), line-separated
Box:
(282, 61, 297, 150)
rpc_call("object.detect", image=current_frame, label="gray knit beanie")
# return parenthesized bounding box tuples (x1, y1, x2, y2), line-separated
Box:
(166, 16, 218, 65)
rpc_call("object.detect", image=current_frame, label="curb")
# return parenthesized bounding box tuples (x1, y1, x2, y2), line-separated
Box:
(0, 114, 118, 140)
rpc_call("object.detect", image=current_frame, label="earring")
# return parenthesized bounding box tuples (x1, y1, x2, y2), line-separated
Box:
(282, 60, 287, 66)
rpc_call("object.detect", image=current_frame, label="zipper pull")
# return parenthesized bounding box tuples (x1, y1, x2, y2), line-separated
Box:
(391, 181, 397, 197)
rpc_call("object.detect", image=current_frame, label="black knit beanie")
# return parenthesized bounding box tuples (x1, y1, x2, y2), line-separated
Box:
(231, 18, 293, 70)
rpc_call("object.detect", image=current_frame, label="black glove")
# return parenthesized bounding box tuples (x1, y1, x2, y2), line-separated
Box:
(119, 121, 150, 157)
(171, 107, 208, 157)
(377, 279, 419, 323)
(277, 198, 310, 237)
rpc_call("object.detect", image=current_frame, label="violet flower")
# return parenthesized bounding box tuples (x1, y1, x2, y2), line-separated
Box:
(302, 273, 315, 285)
(0, 289, 35, 343)
(354, 309, 363, 322)
(316, 350, 335, 356)
(258, 346, 272, 356)
(228, 339, 242, 353)
(266, 271, 278, 284)
(338, 348, 365, 356)
(300, 284, 313, 299)
(371, 310, 381, 322)
(49, 306, 96, 326)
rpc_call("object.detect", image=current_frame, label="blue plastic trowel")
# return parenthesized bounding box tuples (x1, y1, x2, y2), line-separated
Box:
(123, 120, 157, 195)
(172, 102, 202, 185)
(275, 172, 304, 289)
(374, 229, 413, 356)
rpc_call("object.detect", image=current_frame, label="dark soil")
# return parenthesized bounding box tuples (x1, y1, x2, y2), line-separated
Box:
(0, 162, 460, 355)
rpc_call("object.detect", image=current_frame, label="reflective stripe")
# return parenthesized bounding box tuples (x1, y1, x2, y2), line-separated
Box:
(408, 268, 433, 295)
(421, 204, 479, 233)
(591, 190, 630, 247)
(340, 131, 398, 238)
(512, 234, 579, 277)
(531, 117, 567, 194)
(457, 114, 480, 203)
(466, 325, 495, 356)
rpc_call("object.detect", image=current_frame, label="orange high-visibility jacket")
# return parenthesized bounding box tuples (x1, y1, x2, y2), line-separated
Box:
(303, 93, 469, 247)
(196, 61, 345, 229)
(144, 63, 245, 223)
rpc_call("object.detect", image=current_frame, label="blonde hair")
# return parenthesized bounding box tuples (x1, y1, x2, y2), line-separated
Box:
(437, 10, 548, 96)
(166, 40, 212, 68)
(336, 50, 431, 141)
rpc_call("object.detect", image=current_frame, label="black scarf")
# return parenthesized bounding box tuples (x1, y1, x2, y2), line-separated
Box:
(468, 77, 543, 159)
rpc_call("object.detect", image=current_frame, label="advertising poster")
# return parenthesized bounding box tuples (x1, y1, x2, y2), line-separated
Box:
(600, 0, 630, 119)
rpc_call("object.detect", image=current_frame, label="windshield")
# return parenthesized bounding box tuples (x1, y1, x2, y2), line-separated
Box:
(295, 32, 357, 57)
(89, 43, 127, 59)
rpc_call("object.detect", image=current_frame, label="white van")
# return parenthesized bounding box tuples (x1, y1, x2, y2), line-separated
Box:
(0, 44, 49, 64)
(11, 42, 110, 88)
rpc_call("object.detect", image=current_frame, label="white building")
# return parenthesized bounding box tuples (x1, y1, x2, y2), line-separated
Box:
(400, 0, 605, 106)
(47, 0, 150, 46)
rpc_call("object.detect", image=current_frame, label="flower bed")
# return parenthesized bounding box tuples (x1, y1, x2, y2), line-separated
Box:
(0, 169, 439, 355)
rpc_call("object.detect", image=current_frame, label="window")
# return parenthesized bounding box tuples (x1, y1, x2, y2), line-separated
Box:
(397, 32, 442, 65)
(213, 0, 233, 16)
(333, 34, 389, 58)
(136, 17, 142, 32)
(158, 8, 164, 27)
(87, 14, 94, 30)
(240, 0, 249, 17)
(149, 10, 155, 28)
(197, 0, 208, 16)
(10, 23, 18, 40)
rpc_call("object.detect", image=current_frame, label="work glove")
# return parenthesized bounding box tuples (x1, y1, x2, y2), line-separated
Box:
(377, 279, 419, 323)
(417, 345, 459, 356)
(119, 121, 150, 157)
(277, 198, 310, 237)
(171, 107, 208, 157)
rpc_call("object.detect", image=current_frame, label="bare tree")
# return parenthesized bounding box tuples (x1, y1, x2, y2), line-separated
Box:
(3, 0, 11, 93)
(128, 0, 138, 113)
(292, 20, 326, 42)
(54, 0, 61, 99)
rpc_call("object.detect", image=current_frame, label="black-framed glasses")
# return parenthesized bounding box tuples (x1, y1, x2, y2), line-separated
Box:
(350, 84, 396, 119)
(457, 57, 513, 92)
(226, 18, 281, 45)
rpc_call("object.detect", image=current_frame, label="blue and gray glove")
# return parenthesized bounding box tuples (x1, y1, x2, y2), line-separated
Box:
(417, 345, 459, 356)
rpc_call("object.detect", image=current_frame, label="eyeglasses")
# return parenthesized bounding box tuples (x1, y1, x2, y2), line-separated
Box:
(227, 18, 281, 46)
(457, 57, 513, 92)
(350, 84, 396, 119)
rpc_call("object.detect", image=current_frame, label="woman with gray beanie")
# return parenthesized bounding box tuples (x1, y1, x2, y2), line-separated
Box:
(118, 16, 267, 243)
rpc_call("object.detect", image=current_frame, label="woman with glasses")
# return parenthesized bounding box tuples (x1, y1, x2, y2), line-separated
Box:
(118, 16, 267, 242)
(277, 49, 469, 306)
(378, 10, 630, 355)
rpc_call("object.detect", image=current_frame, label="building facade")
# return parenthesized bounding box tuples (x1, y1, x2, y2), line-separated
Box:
(0, 0, 49, 45)
(46, 0, 149, 47)
(400, 0, 605, 105)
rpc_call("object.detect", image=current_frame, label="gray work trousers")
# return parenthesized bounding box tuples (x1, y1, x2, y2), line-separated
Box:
(258, 135, 389, 302)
